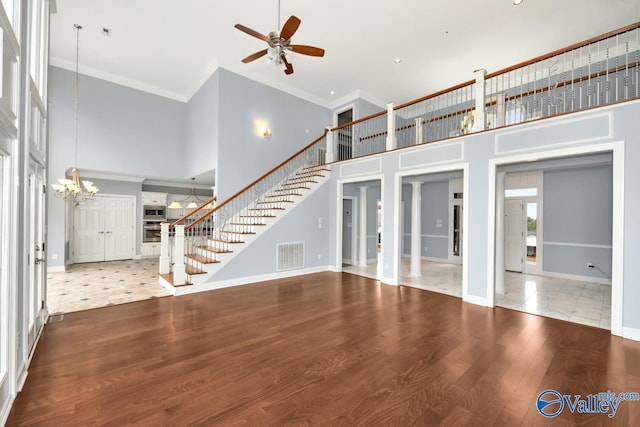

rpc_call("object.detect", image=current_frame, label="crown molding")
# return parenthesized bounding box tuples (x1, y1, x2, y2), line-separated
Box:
(49, 58, 188, 102)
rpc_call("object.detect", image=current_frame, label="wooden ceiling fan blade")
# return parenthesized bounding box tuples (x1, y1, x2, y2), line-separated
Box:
(281, 54, 294, 75)
(280, 15, 301, 41)
(242, 49, 269, 63)
(234, 24, 270, 42)
(289, 45, 325, 57)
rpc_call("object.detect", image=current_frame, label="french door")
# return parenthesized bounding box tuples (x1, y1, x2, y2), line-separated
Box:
(25, 162, 46, 354)
(73, 195, 135, 263)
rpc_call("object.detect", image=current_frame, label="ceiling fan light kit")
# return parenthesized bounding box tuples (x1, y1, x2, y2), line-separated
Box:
(234, 2, 325, 75)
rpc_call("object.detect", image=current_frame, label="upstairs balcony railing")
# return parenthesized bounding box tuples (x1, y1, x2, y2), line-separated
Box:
(324, 22, 639, 162)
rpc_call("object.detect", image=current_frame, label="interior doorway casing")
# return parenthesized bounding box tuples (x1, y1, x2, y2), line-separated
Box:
(487, 142, 624, 337)
(393, 163, 469, 299)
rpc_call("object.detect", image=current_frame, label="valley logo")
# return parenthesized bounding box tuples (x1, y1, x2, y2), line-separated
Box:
(536, 389, 640, 418)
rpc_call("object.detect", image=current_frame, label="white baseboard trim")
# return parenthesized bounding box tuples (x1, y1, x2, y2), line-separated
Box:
(16, 370, 28, 392)
(328, 265, 341, 273)
(622, 327, 640, 342)
(540, 270, 611, 285)
(175, 266, 332, 295)
(133, 254, 143, 260)
(1, 396, 15, 427)
(47, 266, 66, 273)
(382, 277, 399, 286)
(463, 294, 489, 307)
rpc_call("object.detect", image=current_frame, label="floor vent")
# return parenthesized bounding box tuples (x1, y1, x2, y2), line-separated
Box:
(48, 313, 64, 323)
(277, 242, 304, 271)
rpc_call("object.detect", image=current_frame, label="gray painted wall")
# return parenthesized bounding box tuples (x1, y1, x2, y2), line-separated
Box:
(47, 66, 332, 267)
(325, 101, 640, 332)
(210, 182, 332, 281)
(543, 165, 613, 279)
(186, 70, 219, 180)
(216, 69, 331, 200)
(48, 66, 187, 266)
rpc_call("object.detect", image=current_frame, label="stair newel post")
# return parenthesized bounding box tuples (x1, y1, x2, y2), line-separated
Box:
(386, 102, 396, 151)
(159, 222, 170, 274)
(173, 224, 187, 285)
(325, 126, 334, 163)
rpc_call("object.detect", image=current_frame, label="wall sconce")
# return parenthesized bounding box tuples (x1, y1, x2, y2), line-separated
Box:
(263, 128, 272, 140)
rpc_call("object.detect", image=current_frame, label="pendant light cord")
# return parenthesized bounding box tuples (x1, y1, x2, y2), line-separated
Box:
(277, 0, 280, 30)
(74, 24, 82, 169)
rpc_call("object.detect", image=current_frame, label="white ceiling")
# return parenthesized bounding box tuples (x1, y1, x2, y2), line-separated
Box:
(49, 0, 639, 108)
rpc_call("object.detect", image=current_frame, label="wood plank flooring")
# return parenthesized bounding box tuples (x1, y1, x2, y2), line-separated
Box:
(7, 272, 640, 426)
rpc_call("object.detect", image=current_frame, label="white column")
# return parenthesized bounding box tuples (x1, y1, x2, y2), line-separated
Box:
(409, 181, 423, 278)
(325, 126, 334, 163)
(386, 102, 396, 151)
(496, 172, 506, 294)
(358, 186, 368, 267)
(159, 222, 170, 274)
(414, 117, 423, 145)
(472, 68, 487, 132)
(173, 224, 187, 285)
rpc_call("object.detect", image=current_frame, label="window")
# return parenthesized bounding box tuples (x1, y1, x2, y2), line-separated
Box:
(505, 188, 538, 198)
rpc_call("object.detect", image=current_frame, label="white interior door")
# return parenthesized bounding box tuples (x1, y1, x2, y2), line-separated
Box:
(74, 195, 134, 263)
(103, 197, 134, 261)
(505, 198, 524, 272)
(74, 198, 105, 263)
(28, 167, 46, 352)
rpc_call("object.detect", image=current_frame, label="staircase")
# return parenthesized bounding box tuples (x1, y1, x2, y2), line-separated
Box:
(159, 132, 330, 293)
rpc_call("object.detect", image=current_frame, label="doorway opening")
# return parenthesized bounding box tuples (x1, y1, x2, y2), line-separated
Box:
(340, 179, 381, 280)
(399, 170, 464, 298)
(494, 154, 614, 330)
(335, 107, 353, 161)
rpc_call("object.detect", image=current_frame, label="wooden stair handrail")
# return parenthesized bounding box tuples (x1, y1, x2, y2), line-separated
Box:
(184, 130, 329, 231)
(485, 21, 640, 80)
(170, 196, 217, 228)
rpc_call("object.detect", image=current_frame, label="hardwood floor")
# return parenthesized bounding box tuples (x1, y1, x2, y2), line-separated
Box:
(7, 272, 640, 426)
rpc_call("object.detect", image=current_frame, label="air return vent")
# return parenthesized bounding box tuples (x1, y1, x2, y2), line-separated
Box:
(277, 242, 304, 271)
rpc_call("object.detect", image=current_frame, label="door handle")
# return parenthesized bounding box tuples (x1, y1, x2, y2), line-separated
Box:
(35, 258, 46, 265)
(105, 231, 112, 234)
(98, 231, 105, 234)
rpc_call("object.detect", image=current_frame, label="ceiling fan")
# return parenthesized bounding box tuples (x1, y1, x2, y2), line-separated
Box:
(234, 1, 325, 75)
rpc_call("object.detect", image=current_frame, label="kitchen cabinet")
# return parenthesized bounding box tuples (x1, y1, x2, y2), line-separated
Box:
(142, 242, 161, 257)
(142, 192, 167, 206)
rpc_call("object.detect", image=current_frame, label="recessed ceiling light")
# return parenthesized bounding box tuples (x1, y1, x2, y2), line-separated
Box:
(513, 0, 524, 5)
(330, 90, 335, 95)
(394, 58, 402, 64)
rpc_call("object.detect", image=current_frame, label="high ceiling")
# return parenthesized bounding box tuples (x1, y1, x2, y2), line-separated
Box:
(49, 0, 639, 108)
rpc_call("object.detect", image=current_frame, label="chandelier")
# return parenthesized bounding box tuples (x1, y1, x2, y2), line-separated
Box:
(52, 24, 99, 201)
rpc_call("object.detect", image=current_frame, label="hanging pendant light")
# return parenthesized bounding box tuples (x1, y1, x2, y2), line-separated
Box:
(51, 24, 99, 201)
(169, 178, 207, 209)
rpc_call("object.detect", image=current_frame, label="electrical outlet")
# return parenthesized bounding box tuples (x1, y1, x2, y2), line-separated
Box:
(587, 263, 595, 268)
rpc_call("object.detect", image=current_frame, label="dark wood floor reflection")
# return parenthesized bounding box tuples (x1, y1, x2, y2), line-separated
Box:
(7, 272, 640, 426)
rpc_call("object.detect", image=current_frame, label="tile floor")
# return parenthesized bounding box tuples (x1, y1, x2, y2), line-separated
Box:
(47, 258, 171, 314)
(343, 258, 611, 330)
